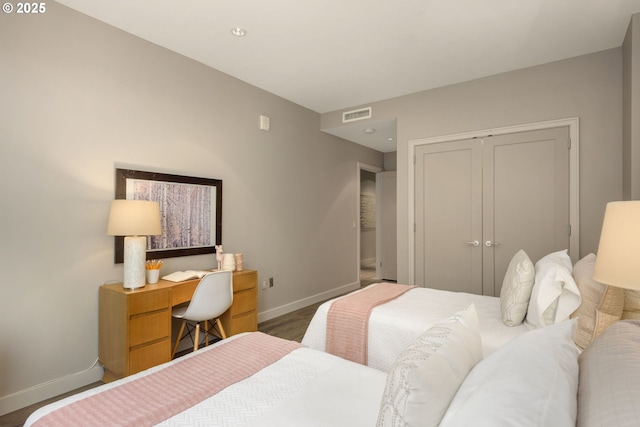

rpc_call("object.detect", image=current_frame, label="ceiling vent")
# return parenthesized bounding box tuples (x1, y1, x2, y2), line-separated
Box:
(342, 107, 372, 123)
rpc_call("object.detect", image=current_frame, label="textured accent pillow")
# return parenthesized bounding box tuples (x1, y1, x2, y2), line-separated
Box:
(377, 304, 482, 427)
(577, 320, 640, 427)
(526, 250, 581, 327)
(500, 250, 535, 326)
(440, 319, 579, 427)
(570, 253, 624, 349)
(622, 289, 640, 320)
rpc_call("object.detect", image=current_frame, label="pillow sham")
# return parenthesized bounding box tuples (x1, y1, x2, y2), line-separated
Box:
(377, 304, 482, 427)
(577, 320, 640, 427)
(500, 249, 535, 326)
(570, 253, 624, 349)
(622, 289, 640, 320)
(526, 250, 581, 327)
(440, 319, 579, 427)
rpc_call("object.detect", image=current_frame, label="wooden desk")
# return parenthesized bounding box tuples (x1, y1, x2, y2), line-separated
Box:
(99, 269, 257, 382)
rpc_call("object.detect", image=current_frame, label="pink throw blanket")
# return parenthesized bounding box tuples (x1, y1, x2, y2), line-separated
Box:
(33, 333, 301, 427)
(326, 283, 416, 365)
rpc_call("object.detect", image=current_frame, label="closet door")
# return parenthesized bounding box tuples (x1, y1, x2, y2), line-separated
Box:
(414, 139, 483, 294)
(482, 127, 570, 296)
(414, 127, 570, 296)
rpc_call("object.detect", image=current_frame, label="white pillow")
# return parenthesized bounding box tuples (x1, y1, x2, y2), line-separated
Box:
(377, 304, 482, 427)
(500, 250, 535, 326)
(440, 319, 579, 427)
(526, 250, 581, 327)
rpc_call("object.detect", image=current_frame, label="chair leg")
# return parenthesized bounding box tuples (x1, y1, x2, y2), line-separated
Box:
(216, 318, 227, 339)
(172, 320, 186, 359)
(205, 320, 210, 347)
(193, 322, 200, 352)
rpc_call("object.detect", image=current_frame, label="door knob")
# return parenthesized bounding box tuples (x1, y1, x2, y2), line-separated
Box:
(465, 240, 480, 247)
(485, 240, 500, 247)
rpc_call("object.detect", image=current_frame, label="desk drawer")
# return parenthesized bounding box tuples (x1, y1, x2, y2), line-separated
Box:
(232, 289, 257, 315)
(231, 311, 257, 334)
(130, 310, 170, 347)
(233, 270, 257, 292)
(129, 290, 170, 315)
(130, 339, 169, 375)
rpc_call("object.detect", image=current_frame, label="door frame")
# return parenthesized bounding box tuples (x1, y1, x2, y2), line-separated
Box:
(357, 162, 383, 283)
(407, 117, 580, 285)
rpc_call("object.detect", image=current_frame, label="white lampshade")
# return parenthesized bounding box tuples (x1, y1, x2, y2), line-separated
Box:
(107, 200, 162, 290)
(107, 200, 162, 236)
(593, 201, 640, 290)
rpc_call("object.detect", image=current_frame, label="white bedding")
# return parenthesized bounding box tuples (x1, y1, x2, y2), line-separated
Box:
(302, 283, 535, 371)
(25, 333, 387, 427)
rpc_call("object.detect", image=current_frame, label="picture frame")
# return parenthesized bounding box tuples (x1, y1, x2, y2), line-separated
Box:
(113, 168, 222, 263)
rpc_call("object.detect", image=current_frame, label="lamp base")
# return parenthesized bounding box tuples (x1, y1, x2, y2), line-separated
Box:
(123, 236, 146, 290)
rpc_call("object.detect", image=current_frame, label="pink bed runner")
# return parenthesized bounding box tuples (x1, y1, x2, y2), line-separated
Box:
(33, 332, 301, 427)
(326, 283, 416, 365)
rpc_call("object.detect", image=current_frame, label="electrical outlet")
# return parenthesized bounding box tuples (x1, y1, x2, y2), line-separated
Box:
(261, 280, 268, 290)
(269, 277, 274, 288)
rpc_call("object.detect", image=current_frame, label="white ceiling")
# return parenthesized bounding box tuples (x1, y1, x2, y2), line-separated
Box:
(55, 0, 640, 152)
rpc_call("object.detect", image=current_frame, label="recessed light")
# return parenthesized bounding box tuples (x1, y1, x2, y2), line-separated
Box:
(387, 137, 394, 141)
(363, 128, 376, 134)
(230, 27, 247, 37)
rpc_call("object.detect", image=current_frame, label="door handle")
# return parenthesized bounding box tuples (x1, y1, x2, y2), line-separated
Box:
(465, 240, 480, 247)
(485, 240, 500, 247)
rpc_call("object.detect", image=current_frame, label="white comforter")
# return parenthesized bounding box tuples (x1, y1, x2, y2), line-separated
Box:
(302, 284, 535, 371)
(26, 334, 387, 427)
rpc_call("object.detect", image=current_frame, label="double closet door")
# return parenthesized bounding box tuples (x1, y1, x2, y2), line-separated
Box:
(414, 127, 570, 296)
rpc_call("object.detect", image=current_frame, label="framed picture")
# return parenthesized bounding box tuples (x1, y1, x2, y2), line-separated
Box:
(113, 168, 222, 263)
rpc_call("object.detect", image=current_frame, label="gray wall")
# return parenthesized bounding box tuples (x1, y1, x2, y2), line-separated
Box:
(623, 13, 640, 200)
(323, 48, 624, 284)
(0, 3, 382, 413)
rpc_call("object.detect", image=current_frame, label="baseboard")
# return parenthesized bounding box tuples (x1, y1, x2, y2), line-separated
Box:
(0, 363, 104, 416)
(257, 281, 361, 323)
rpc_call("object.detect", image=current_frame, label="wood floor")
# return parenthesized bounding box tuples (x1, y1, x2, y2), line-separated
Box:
(1, 276, 377, 427)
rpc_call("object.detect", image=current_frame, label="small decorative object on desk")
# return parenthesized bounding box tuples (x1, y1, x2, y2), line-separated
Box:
(222, 253, 236, 271)
(234, 253, 243, 271)
(215, 245, 224, 270)
(145, 259, 163, 284)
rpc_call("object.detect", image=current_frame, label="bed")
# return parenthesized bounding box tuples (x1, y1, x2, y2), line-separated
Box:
(302, 283, 534, 371)
(25, 332, 387, 427)
(26, 314, 637, 427)
(302, 249, 587, 371)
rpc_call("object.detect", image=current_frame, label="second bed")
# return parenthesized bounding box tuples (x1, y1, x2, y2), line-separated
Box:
(302, 283, 535, 371)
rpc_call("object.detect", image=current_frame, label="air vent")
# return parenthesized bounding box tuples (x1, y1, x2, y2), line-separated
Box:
(342, 107, 372, 123)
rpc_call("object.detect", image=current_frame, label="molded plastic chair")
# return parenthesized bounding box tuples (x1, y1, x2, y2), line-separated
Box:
(171, 270, 233, 358)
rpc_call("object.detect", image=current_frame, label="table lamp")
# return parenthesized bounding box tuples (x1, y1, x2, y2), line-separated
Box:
(107, 200, 162, 289)
(593, 201, 640, 290)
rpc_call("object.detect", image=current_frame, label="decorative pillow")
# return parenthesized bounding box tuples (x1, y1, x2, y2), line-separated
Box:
(500, 249, 535, 326)
(577, 320, 640, 427)
(526, 250, 581, 327)
(440, 319, 579, 427)
(622, 289, 640, 320)
(570, 253, 624, 349)
(377, 304, 482, 427)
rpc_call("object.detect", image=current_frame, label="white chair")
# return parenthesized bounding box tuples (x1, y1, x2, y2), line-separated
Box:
(171, 270, 233, 358)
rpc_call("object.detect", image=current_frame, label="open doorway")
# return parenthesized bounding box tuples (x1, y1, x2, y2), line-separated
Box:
(358, 163, 382, 286)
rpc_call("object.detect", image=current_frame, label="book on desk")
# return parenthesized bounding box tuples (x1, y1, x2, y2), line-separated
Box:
(161, 270, 213, 282)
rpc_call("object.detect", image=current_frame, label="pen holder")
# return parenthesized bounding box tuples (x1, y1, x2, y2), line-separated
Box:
(146, 269, 160, 284)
